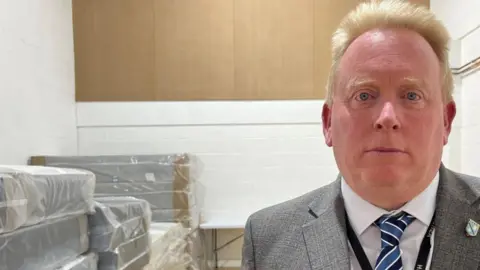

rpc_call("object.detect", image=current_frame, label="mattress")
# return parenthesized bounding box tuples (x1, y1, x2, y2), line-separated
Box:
(0, 165, 95, 234)
(97, 233, 151, 270)
(56, 253, 98, 270)
(0, 215, 89, 270)
(94, 182, 190, 223)
(88, 196, 151, 252)
(29, 154, 200, 225)
(30, 154, 191, 184)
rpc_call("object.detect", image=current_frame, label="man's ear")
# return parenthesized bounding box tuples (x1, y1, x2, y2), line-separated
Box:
(443, 100, 456, 145)
(322, 103, 333, 147)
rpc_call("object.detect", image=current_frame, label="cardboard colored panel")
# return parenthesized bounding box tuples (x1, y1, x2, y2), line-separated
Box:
(73, 0, 155, 101)
(314, 0, 364, 98)
(234, 0, 317, 99)
(72, 0, 97, 101)
(73, 0, 428, 102)
(154, 0, 235, 100)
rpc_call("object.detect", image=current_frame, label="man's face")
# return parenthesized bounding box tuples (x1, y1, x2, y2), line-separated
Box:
(322, 28, 456, 191)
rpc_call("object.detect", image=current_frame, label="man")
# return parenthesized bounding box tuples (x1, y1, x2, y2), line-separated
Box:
(241, 1, 480, 269)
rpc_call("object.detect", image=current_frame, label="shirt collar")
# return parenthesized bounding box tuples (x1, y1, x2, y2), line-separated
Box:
(342, 172, 439, 236)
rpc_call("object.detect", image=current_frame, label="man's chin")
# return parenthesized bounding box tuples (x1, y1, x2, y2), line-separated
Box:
(359, 167, 407, 186)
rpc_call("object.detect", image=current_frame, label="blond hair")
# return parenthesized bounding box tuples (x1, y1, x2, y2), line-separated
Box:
(326, 0, 453, 105)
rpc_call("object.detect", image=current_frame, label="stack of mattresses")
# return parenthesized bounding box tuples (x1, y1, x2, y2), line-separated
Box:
(30, 154, 202, 228)
(0, 165, 96, 270)
(29, 154, 206, 269)
(88, 196, 152, 270)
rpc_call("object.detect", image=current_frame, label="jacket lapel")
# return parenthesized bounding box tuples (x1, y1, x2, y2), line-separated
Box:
(302, 177, 350, 270)
(431, 164, 480, 269)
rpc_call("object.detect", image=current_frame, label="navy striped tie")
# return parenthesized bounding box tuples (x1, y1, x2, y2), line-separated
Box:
(374, 212, 415, 270)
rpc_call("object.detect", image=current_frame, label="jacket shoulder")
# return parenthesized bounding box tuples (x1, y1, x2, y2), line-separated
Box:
(447, 169, 480, 199)
(246, 181, 337, 227)
(451, 170, 480, 185)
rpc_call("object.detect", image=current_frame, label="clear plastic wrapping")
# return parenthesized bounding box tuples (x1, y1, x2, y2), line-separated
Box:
(0, 165, 96, 234)
(29, 154, 208, 269)
(30, 154, 204, 228)
(89, 196, 152, 270)
(97, 233, 151, 270)
(89, 196, 151, 251)
(0, 215, 89, 270)
(56, 253, 98, 270)
(143, 222, 194, 270)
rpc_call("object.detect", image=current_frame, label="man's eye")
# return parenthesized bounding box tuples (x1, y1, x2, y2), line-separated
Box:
(356, 92, 371, 101)
(406, 92, 420, 101)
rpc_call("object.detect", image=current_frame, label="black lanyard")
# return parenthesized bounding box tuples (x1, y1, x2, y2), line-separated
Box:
(345, 212, 435, 270)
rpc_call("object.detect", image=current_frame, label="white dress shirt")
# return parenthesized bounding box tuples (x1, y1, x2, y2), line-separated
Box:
(342, 173, 439, 270)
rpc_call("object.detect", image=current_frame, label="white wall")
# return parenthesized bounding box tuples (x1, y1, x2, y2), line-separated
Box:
(76, 101, 337, 224)
(431, 0, 480, 176)
(0, 0, 77, 164)
(431, 0, 480, 40)
(458, 27, 480, 175)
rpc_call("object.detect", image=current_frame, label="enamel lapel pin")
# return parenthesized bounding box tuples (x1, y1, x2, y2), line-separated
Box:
(466, 219, 480, 237)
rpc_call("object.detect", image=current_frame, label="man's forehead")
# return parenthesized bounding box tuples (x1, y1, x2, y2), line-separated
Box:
(362, 30, 389, 44)
(336, 28, 440, 85)
(341, 28, 436, 64)
(349, 28, 428, 50)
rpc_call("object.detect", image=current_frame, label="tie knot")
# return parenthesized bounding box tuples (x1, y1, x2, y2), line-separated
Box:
(375, 211, 415, 247)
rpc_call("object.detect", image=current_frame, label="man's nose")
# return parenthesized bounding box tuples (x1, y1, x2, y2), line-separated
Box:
(374, 102, 401, 130)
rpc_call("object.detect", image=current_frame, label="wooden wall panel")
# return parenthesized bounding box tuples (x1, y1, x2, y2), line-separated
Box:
(73, 0, 155, 101)
(234, 0, 316, 99)
(154, 0, 235, 100)
(72, 0, 97, 101)
(314, 0, 363, 97)
(73, 0, 429, 102)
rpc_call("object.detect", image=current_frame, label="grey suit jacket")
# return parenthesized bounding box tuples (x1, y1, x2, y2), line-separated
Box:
(241, 164, 480, 269)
